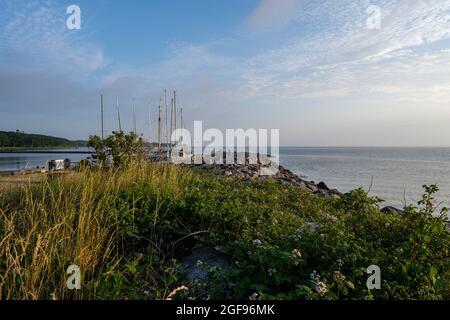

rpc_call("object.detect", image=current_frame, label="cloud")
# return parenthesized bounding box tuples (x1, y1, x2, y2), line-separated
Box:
(244, 0, 303, 31)
(0, 0, 110, 77)
(2, 0, 450, 145)
(238, 0, 450, 99)
(83, 0, 450, 144)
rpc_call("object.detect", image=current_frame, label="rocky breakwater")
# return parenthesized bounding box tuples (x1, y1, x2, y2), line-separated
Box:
(192, 154, 342, 198)
(191, 152, 449, 232)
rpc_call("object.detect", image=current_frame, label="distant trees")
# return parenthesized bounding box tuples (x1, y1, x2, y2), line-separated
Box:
(88, 131, 144, 167)
(0, 131, 86, 148)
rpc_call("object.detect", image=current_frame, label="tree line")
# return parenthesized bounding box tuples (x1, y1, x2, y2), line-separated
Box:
(0, 130, 86, 148)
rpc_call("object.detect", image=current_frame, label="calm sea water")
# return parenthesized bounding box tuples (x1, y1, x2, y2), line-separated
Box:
(0, 149, 92, 172)
(280, 147, 450, 209)
(2, 147, 450, 210)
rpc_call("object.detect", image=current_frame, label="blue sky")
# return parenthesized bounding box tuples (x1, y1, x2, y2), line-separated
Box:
(1, 0, 450, 146)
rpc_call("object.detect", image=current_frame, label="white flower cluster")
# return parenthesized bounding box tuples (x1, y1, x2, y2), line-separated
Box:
(310, 270, 328, 296)
(333, 271, 346, 282)
(292, 227, 304, 241)
(252, 239, 262, 246)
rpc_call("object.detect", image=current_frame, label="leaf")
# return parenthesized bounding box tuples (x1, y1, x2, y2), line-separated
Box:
(346, 281, 355, 290)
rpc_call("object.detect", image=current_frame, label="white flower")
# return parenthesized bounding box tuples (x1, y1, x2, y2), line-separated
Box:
(315, 281, 328, 296)
(267, 268, 277, 276)
(252, 239, 262, 246)
(337, 259, 344, 267)
(333, 271, 345, 282)
(249, 292, 259, 300)
(292, 227, 304, 241)
(310, 271, 327, 296)
(292, 248, 302, 258)
(196, 260, 204, 267)
(310, 270, 320, 282)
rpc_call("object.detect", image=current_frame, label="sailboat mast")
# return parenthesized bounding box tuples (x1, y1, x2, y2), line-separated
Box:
(164, 89, 168, 148)
(147, 103, 151, 144)
(158, 97, 162, 154)
(170, 97, 174, 154)
(101, 94, 104, 140)
(116, 97, 122, 132)
(132, 99, 137, 135)
(180, 107, 183, 130)
(174, 91, 177, 142)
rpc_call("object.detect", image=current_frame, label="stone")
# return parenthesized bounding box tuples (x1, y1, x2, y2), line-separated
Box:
(317, 181, 329, 190)
(381, 206, 404, 216)
(327, 189, 343, 197)
(305, 182, 319, 193)
(180, 247, 231, 283)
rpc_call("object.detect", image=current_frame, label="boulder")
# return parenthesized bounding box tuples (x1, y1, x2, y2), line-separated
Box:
(328, 189, 342, 196)
(305, 182, 319, 193)
(381, 206, 404, 216)
(317, 181, 329, 191)
(180, 247, 231, 283)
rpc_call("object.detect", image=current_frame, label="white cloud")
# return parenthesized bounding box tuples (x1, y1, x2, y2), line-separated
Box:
(237, 0, 450, 100)
(0, 0, 110, 76)
(2, 0, 450, 145)
(244, 0, 303, 31)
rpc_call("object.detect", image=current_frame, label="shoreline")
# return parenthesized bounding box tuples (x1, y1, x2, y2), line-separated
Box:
(193, 161, 450, 229)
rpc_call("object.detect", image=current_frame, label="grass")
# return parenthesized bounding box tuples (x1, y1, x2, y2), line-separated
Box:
(0, 162, 448, 300)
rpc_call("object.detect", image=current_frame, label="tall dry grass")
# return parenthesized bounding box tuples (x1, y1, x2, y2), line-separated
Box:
(0, 162, 192, 299)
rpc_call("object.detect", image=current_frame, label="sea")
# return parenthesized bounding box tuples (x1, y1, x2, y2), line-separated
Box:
(0, 148, 91, 172)
(1, 147, 450, 210)
(280, 147, 450, 210)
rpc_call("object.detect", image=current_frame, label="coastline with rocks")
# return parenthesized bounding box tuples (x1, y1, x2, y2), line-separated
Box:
(190, 157, 450, 232)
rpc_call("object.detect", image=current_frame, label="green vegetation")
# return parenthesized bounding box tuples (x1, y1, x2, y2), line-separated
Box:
(88, 131, 143, 167)
(0, 162, 448, 300)
(0, 130, 86, 150)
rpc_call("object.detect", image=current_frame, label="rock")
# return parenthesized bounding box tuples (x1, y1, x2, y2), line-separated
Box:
(305, 182, 319, 193)
(381, 206, 404, 216)
(291, 180, 310, 191)
(317, 182, 329, 191)
(327, 189, 342, 198)
(180, 247, 231, 283)
(251, 171, 260, 180)
(192, 158, 344, 198)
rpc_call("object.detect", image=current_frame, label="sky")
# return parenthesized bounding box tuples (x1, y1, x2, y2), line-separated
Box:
(1, 0, 450, 146)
